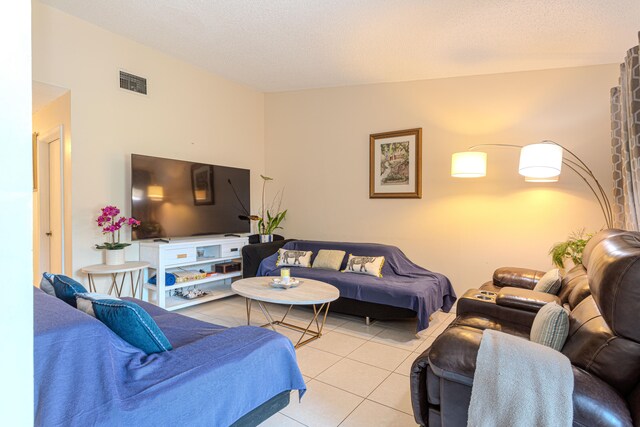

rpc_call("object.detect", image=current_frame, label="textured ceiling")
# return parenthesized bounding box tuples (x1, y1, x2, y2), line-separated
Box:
(40, 0, 640, 92)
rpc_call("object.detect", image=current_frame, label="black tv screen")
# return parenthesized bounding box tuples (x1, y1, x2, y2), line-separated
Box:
(131, 154, 250, 240)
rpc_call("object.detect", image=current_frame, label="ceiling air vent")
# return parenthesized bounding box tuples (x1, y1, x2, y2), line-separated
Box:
(119, 71, 147, 95)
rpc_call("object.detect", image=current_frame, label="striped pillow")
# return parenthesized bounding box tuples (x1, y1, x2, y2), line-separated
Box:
(533, 268, 562, 294)
(530, 302, 569, 351)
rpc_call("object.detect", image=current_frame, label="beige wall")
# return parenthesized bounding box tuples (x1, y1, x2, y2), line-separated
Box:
(32, 1, 620, 299)
(32, 91, 72, 278)
(32, 3, 265, 291)
(265, 64, 618, 297)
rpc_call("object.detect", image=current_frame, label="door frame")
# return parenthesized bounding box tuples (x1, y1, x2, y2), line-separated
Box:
(35, 125, 65, 275)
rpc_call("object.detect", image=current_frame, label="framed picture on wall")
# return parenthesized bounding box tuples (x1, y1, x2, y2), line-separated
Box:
(369, 128, 422, 198)
(191, 164, 215, 205)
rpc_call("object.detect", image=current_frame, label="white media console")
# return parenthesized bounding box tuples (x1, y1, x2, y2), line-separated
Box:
(139, 235, 248, 311)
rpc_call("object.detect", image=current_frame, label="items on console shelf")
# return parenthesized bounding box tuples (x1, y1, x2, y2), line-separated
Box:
(148, 272, 177, 286)
(174, 287, 208, 300)
(173, 269, 207, 283)
(215, 261, 242, 274)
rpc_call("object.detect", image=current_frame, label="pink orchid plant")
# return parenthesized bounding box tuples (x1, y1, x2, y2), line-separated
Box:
(95, 205, 141, 250)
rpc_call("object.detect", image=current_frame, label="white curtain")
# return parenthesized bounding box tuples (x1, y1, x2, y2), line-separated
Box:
(611, 32, 640, 231)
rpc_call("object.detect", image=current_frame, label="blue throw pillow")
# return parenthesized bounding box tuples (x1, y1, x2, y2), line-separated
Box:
(42, 273, 87, 307)
(147, 273, 177, 286)
(76, 293, 173, 354)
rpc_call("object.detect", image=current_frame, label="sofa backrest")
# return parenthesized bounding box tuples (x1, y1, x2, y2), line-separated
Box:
(581, 228, 629, 267)
(556, 229, 628, 308)
(285, 240, 420, 275)
(562, 230, 640, 395)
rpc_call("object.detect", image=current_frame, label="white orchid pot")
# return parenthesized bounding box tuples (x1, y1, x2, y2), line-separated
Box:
(105, 248, 125, 266)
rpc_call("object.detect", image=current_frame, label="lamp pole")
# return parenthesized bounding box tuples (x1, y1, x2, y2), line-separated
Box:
(461, 142, 613, 228)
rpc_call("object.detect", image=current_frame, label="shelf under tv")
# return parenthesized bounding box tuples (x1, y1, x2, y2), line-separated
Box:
(139, 235, 248, 310)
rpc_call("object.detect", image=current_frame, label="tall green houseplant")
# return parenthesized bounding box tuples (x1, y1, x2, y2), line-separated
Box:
(255, 175, 287, 237)
(549, 229, 593, 269)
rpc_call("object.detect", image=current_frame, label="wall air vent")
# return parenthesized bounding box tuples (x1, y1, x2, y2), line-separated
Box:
(119, 71, 147, 95)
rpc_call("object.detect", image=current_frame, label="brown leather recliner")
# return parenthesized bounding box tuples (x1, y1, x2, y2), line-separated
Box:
(410, 229, 640, 427)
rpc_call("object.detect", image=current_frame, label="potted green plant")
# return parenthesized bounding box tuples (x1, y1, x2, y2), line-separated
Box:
(95, 205, 140, 265)
(549, 229, 593, 269)
(254, 175, 287, 242)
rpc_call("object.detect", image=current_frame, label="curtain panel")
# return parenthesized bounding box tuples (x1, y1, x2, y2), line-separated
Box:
(611, 33, 640, 231)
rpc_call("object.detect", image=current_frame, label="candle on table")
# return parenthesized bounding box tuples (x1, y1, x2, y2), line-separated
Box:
(280, 268, 290, 284)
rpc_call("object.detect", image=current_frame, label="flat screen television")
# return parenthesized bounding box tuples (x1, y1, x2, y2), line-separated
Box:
(131, 154, 251, 240)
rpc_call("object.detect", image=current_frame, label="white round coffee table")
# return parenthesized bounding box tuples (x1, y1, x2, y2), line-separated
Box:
(232, 276, 340, 348)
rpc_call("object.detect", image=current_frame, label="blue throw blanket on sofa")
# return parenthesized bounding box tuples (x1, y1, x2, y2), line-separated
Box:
(257, 240, 456, 331)
(34, 288, 306, 426)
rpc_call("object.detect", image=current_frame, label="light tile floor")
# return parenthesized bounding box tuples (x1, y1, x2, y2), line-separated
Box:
(177, 295, 456, 427)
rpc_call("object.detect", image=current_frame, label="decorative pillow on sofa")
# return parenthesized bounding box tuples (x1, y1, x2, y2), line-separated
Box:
(41, 272, 88, 308)
(533, 268, 562, 295)
(39, 273, 57, 297)
(342, 254, 385, 277)
(75, 293, 173, 354)
(530, 302, 569, 351)
(312, 250, 346, 271)
(276, 249, 313, 267)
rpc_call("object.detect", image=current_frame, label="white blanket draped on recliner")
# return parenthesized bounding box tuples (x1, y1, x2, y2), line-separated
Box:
(467, 329, 574, 427)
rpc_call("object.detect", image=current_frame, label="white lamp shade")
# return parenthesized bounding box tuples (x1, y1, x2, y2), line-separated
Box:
(518, 143, 563, 178)
(451, 152, 487, 178)
(524, 175, 559, 183)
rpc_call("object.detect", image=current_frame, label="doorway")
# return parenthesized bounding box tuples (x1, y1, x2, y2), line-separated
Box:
(34, 126, 65, 279)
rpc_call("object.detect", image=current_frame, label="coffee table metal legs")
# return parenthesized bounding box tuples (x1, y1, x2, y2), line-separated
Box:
(244, 298, 332, 348)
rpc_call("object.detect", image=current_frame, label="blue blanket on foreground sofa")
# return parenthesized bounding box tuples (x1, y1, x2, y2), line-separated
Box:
(34, 287, 306, 426)
(257, 240, 456, 331)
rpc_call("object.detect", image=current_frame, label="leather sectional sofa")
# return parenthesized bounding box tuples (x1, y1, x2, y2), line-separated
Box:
(410, 229, 640, 426)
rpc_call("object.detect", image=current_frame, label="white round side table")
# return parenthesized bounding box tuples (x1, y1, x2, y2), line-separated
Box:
(80, 261, 149, 298)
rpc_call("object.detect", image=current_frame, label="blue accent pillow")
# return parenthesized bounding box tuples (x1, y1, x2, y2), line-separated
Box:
(42, 273, 87, 307)
(76, 293, 173, 354)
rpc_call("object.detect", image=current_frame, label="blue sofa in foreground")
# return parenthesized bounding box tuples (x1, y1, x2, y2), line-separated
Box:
(254, 240, 456, 331)
(34, 287, 306, 426)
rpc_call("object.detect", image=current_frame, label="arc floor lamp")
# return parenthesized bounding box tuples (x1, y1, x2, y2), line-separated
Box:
(451, 140, 613, 228)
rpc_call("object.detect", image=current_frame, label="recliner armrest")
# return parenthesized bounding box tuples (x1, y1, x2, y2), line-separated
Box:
(573, 366, 634, 427)
(410, 351, 431, 426)
(496, 287, 560, 313)
(492, 267, 546, 290)
(457, 289, 537, 328)
(426, 326, 479, 386)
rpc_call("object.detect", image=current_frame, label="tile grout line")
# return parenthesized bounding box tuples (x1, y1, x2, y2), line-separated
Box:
(334, 370, 413, 426)
(364, 396, 416, 417)
(312, 363, 395, 400)
(337, 397, 367, 426)
(278, 411, 309, 426)
(343, 351, 411, 373)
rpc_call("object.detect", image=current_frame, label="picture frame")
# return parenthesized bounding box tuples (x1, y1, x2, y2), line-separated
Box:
(369, 128, 422, 199)
(191, 164, 215, 205)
